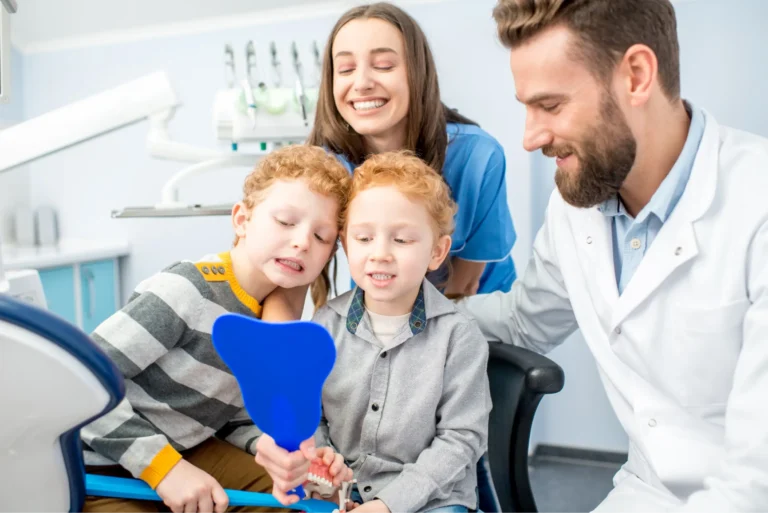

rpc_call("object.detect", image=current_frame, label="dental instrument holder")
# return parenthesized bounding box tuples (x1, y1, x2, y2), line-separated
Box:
(292, 41, 309, 127)
(211, 315, 337, 501)
(312, 41, 322, 87)
(225, 44, 236, 89)
(112, 44, 314, 219)
(242, 41, 258, 129)
(214, 41, 314, 146)
(270, 41, 283, 88)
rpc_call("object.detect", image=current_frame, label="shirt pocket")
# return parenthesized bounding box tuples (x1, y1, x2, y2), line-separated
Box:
(666, 299, 749, 406)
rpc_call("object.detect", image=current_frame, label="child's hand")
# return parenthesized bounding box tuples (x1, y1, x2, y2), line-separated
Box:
(315, 446, 354, 486)
(254, 434, 317, 505)
(155, 459, 228, 513)
(350, 499, 390, 513)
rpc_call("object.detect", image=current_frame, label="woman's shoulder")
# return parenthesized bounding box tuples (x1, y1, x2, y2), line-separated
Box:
(446, 122, 505, 159)
(445, 122, 506, 174)
(323, 147, 356, 173)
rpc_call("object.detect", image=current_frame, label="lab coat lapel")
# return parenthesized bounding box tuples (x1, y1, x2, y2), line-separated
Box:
(610, 110, 721, 330)
(570, 206, 620, 320)
(611, 216, 699, 330)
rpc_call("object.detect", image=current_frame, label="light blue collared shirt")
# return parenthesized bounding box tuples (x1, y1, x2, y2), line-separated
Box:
(599, 102, 705, 294)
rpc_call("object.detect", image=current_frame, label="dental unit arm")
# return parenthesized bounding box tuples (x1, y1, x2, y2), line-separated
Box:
(0, 40, 317, 220)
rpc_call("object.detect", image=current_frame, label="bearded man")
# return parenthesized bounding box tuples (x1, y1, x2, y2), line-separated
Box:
(462, 0, 768, 511)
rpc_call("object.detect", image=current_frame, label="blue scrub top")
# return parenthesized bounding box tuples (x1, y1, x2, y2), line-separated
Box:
(334, 122, 517, 293)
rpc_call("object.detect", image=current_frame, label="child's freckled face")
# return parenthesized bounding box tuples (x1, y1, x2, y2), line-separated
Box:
(238, 180, 340, 289)
(344, 185, 446, 315)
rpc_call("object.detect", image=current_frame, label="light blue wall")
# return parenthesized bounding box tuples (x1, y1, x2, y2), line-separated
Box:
(0, 46, 24, 122)
(0, 46, 29, 243)
(528, 0, 768, 453)
(677, 0, 768, 136)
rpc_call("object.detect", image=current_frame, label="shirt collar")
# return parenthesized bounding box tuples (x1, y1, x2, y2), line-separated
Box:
(344, 278, 455, 336)
(598, 100, 705, 222)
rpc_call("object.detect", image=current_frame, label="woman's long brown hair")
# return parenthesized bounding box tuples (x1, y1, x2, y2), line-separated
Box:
(307, 2, 477, 174)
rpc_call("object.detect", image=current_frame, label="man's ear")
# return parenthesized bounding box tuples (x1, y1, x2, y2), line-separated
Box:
(232, 202, 249, 239)
(428, 235, 452, 271)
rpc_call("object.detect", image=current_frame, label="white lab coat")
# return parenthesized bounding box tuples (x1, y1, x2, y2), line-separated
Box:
(464, 110, 768, 511)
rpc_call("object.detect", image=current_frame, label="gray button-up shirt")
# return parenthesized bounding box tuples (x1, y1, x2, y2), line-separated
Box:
(312, 279, 491, 512)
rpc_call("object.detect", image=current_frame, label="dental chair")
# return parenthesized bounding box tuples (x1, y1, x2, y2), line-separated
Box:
(0, 294, 124, 512)
(485, 342, 564, 513)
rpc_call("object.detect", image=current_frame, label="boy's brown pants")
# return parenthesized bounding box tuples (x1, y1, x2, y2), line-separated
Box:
(83, 438, 278, 512)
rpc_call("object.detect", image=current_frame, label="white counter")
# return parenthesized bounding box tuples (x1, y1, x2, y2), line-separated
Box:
(2, 239, 131, 270)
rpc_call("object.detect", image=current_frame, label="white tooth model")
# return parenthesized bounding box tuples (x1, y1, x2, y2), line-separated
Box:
(302, 457, 356, 512)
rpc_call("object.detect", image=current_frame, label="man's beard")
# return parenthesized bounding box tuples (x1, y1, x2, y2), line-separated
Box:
(544, 93, 637, 208)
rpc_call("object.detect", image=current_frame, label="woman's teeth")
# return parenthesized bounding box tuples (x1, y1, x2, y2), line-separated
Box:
(353, 100, 386, 111)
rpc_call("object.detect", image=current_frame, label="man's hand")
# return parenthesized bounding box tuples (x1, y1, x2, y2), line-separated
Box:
(155, 459, 228, 513)
(255, 434, 316, 505)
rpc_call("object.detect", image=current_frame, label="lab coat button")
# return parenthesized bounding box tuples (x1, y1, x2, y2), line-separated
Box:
(648, 418, 657, 427)
(630, 238, 642, 250)
(371, 403, 379, 412)
(364, 486, 372, 493)
(675, 246, 683, 256)
(615, 327, 622, 335)
(586, 236, 593, 244)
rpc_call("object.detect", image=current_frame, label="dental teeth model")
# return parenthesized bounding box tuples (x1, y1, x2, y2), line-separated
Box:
(303, 457, 356, 513)
(304, 458, 336, 497)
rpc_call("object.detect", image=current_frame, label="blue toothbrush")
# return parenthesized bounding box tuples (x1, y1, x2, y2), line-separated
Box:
(85, 475, 338, 512)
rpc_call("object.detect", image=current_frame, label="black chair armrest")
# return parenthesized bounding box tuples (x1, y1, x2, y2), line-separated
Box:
(486, 342, 564, 512)
(489, 342, 564, 395)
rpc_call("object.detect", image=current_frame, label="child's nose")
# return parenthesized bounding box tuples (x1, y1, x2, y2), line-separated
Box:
(292, 231, 311, 250)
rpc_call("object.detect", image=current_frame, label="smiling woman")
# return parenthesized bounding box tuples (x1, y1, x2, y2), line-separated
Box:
(308, 1, 518, 299)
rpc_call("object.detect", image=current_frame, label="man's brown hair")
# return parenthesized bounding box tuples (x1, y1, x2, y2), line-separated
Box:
(493, 0, 681, 99)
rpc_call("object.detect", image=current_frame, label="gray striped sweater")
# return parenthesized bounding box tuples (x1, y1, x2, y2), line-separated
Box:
(81, 252, 264, 488)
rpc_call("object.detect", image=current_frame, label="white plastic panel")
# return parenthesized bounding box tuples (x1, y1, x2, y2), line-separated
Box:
(0, 319, 111, 512)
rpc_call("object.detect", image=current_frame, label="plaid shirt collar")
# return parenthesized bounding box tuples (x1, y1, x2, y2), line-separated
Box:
(346, 284, 427, 336)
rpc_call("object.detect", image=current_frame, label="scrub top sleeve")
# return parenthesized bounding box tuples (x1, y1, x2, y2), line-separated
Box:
(456, 147, 515, 262)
